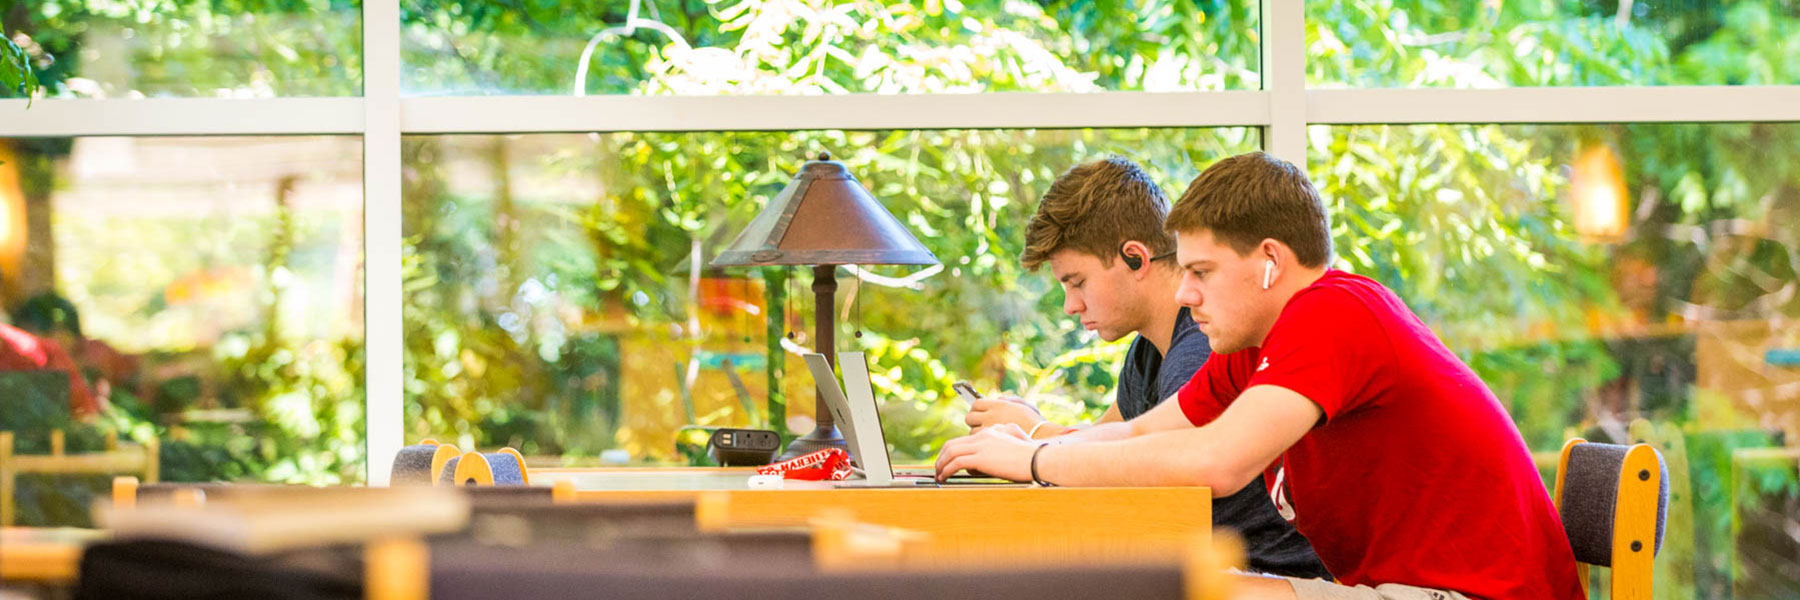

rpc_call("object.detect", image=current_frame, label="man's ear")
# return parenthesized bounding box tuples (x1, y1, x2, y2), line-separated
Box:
(1119, 240, 1152, 274)
(1260, 238, 1286, 264)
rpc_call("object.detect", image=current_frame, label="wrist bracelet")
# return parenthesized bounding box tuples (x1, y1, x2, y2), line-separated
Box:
(1026, 421, 1050, 439)
(1030, 443, 1057, 487)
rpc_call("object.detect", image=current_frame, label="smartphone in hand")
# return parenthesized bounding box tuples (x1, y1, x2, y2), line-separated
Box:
(952, 381, 982, 406)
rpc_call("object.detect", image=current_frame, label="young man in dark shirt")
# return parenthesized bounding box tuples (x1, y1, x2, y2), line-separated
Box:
(962, 156, 1326, 579)
(937, 153, 1583, 599)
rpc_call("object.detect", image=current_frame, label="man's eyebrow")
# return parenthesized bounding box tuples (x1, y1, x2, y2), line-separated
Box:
(1058, 273, 1077, 284)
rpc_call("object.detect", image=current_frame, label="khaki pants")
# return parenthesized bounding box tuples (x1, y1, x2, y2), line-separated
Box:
(1286, 577, 1473, 600)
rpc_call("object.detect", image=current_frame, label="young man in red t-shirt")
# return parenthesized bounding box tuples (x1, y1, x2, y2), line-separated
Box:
(935, 152, 1583, 599)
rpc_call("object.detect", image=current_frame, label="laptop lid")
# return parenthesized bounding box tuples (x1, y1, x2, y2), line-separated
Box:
(803, 352, 894, 484)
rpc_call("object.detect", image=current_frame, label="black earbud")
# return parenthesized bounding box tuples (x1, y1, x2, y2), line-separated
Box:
(1120, 242, 1144, 270)
(1120, 242, 1176, 270)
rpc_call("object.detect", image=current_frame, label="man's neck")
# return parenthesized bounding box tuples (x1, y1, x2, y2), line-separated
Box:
(1247, 266, 1334, 348)
(1281, 266, 1331, 303)
(1137, 269, 1184, 357)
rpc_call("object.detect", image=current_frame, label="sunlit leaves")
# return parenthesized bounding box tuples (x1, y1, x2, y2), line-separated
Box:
(3, 0, 361, 97)
(1, 23, 38, 103)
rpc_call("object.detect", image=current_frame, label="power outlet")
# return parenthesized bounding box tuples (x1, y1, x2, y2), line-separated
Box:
(708, 428, 782, 466)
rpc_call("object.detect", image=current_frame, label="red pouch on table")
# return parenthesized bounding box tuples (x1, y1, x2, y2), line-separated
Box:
(756, 448, 854, 481)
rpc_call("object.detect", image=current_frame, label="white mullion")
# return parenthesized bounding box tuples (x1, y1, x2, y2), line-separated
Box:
(362, 0, 404, 486)
(0, 98, 364, 136)
(7, 86, 1800, 140)
(1260, 0, 1308, 165)
(1309, 86, 1800, 125)
(399, 91, 1272, 134)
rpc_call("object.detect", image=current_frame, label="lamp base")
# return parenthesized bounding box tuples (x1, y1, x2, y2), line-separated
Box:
(775, 425, 848, 462)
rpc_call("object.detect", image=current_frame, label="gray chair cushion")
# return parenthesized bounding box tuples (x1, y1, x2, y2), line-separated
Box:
(1559, 442, 1669, 566)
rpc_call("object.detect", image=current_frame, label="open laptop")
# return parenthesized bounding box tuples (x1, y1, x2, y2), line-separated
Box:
(804, 352, 1026, 488)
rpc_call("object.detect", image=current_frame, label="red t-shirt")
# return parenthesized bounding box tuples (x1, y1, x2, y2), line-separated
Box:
(0, 324, 100, 417)
(1177, 270, 1582, 599)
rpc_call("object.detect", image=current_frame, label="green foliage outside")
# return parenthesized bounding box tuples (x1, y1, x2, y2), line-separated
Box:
(402, 0, 1257, 95)
(0, 0, 361, 98)
(2, 20, 35, 102)
(4, 0, 1799, 593)
(402, 127, 1251, 461)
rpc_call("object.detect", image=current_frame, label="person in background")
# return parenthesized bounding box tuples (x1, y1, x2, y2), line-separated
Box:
(16, 291, 137, 406)
(0, 321, 100, 419)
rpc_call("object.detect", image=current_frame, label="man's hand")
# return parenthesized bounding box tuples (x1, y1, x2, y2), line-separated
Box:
(933, 424, 1041, 482)
(964, 395, 1043, 433)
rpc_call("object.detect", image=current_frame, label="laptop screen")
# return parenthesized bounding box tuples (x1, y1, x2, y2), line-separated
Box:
(803, 352, 895, 483)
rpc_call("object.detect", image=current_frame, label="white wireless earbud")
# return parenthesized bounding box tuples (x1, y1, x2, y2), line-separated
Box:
(1262, 260, 1274, 290)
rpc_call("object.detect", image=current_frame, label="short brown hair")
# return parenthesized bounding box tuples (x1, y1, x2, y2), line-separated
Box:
(1165, 152, 1333, 268)
(1021, 156, 1173, 271)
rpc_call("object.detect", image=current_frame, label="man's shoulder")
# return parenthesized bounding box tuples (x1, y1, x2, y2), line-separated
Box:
(1277, 271, 1410, 336)
(1291, 270, 1397, 311)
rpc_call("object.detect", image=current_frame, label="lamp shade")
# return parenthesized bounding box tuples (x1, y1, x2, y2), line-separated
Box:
(712, 153, 937, 268)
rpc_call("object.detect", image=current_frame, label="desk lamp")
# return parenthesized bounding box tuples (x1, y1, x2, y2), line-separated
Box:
(712, 152, 937, 461)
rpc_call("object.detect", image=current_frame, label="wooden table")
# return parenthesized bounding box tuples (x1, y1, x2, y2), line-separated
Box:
(533, 467, 1216, 568)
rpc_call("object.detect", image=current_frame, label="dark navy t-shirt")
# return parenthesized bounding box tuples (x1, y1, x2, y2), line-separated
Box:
(1116, 307, 1329, 579)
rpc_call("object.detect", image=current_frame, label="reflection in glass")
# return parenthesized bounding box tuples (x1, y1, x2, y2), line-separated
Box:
(0, 136, 365, 525)
(1, 2, 363, 98)
(401, 0, 1258, 96)
(1311, 122, 1800, 597)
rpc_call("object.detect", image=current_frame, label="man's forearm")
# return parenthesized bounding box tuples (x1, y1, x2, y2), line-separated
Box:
(1053, 421, 1134, 444)
(1031, 436, 1205, 488)
(1028, 386, 1322, 494)
(1042, 401, 1185, 444)
(1031, 428, 1260, 495)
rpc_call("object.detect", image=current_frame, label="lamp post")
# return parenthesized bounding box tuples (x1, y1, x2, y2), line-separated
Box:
(712, 152, 937, 461)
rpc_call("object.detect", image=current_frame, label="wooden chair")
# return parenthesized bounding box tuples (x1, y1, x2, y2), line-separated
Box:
(1, 430, 159, 526)
(1553, 438, 1669, 599)
(0, 370, 159, 526)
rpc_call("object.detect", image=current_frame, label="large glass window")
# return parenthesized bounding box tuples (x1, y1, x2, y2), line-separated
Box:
(1311, 122, 1799, 596)
(1, 136, 365, 526)
(1, 1, 363, 98)
(400, 127, 1256, 464)
(401, 0, 1258, 96)
(1308, 0, 1800, 87)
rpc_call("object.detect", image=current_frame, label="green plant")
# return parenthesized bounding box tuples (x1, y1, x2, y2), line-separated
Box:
(1, 19, 36, 103)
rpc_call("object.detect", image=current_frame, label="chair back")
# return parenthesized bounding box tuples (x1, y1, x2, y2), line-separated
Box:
(1553, 438, 1669, 599)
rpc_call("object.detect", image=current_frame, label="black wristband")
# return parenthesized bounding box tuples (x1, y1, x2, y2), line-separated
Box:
(1030, 443, 1057, 487)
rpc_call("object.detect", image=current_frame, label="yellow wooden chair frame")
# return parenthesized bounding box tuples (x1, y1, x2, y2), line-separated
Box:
(1553, 437, 1664, 600)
